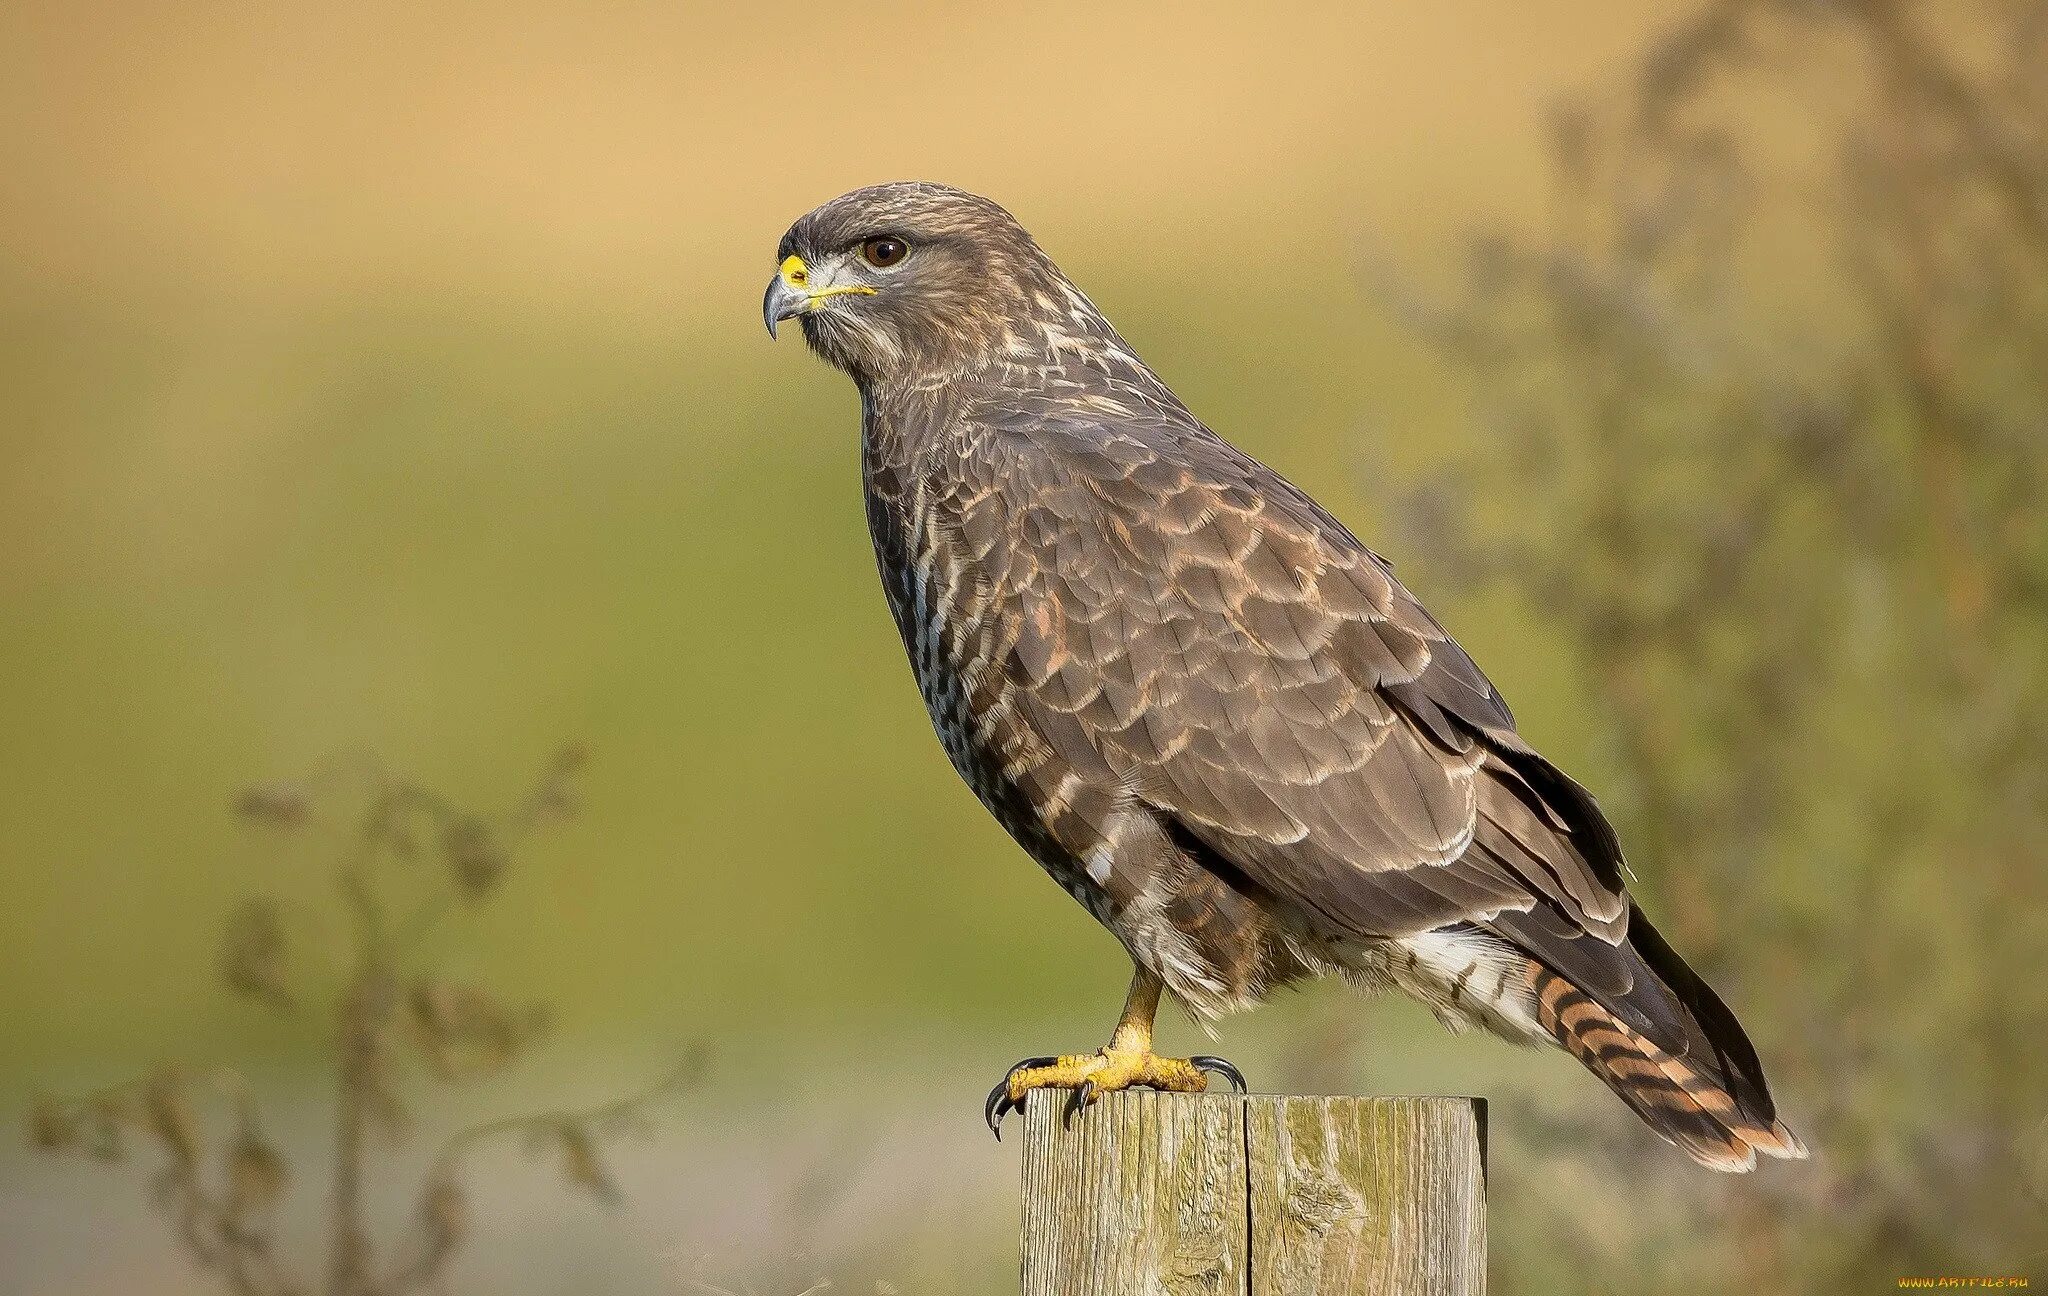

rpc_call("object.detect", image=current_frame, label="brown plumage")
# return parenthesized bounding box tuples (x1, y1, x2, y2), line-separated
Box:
(765, 182, 1805, 1171)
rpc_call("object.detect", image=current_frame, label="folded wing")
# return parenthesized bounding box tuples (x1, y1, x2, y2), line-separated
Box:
(971, 412, 1629, 951)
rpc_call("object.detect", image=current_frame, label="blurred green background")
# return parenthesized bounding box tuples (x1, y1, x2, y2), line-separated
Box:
(4, 1, 2043, 1292)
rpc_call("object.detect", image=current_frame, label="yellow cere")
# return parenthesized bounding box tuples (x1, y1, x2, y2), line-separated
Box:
(781, 252, 876, 308)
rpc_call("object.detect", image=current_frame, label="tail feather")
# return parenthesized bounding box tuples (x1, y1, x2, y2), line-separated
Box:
(1527, 957, 1807, 1172)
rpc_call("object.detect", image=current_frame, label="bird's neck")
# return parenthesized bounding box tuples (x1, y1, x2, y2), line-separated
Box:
(858, 377, 974, 472)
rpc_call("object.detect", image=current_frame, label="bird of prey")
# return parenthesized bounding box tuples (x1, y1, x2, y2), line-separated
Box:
(764, 182, 1806, 1172)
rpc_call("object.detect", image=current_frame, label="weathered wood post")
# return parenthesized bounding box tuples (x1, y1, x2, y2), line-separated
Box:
(1019, 1091, 1485, 1295)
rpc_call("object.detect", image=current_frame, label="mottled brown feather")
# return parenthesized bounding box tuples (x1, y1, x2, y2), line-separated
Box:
(773, 181, 1802, 1171)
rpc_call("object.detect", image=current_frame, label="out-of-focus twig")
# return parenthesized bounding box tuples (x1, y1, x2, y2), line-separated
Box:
(31, 747, 701, 1296)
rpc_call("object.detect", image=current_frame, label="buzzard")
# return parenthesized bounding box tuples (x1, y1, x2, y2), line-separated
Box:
(764, 182, 1805, 1172)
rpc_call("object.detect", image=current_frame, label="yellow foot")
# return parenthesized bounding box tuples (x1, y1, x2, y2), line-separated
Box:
(983, 1049, 1246, 1137)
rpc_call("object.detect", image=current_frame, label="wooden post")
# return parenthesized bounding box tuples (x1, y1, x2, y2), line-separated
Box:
(1020, 1092, 1485, 1295)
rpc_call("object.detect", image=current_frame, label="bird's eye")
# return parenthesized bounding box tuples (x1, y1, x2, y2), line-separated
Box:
(860, 237, 908, 269)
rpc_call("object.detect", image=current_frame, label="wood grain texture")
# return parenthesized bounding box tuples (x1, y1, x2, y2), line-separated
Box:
(1019, 1093, 1484, 1296)
(1246, 1096, 1485, 1296)
(1020, 1089, 1247, 1296)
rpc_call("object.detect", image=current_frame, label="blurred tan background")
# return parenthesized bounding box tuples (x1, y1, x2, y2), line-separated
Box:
(5, 2, 2043, 1292)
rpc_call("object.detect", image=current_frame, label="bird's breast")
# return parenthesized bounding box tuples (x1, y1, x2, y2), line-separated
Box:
(864, 457, 1120, 910)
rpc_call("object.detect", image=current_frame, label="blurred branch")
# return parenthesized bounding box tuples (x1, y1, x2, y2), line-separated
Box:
(1854, 0, 2048, 246)
(382, 1047, 707, 1295)
(33, 1069, 303, 1295)
(31, 746, 702, 1296)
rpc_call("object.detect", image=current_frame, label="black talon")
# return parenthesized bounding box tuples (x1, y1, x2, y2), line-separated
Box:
(1063, 1079, 1095, 1127)
(1190, 1056, 1247, 1092)
(985, 1056, 1064, 1140)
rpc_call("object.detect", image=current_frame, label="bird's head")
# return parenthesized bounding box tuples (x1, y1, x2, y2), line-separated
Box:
(765, 182, 1094, 385)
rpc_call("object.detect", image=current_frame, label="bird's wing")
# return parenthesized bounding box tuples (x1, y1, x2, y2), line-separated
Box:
(958, 404, 1631, 944)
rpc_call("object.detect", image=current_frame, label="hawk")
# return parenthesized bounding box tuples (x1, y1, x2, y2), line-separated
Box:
(764, 182, 1805, 1172)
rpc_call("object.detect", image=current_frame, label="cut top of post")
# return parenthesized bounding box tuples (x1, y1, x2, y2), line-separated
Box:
(1020, 1092, 1486, 1296)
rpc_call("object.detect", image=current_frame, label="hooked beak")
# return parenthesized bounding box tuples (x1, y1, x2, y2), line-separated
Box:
(763, 254, 875, 339)
(764, 262, 806, 339)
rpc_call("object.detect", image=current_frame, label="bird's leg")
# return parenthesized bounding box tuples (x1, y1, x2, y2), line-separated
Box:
(984, 967, 1245, 1137)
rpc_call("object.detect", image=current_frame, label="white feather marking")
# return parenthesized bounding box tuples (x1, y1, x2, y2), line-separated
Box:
(1388, 929, 1549, 1043)
(1084, 844, 1114, 886)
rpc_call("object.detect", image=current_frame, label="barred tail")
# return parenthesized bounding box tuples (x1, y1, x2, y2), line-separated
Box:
(1527, 957, 1808, 1173)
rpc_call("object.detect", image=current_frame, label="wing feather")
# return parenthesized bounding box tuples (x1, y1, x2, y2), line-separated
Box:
(982, 409, 1630, 943)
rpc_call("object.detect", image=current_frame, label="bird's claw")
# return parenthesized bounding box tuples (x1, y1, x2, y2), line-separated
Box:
(1190, 1055, 1248, 1092)
(1063, 1079, 1096, 1128)
(982, 1049, 1249, 1139)
(985, 1056, 1059, 1140)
